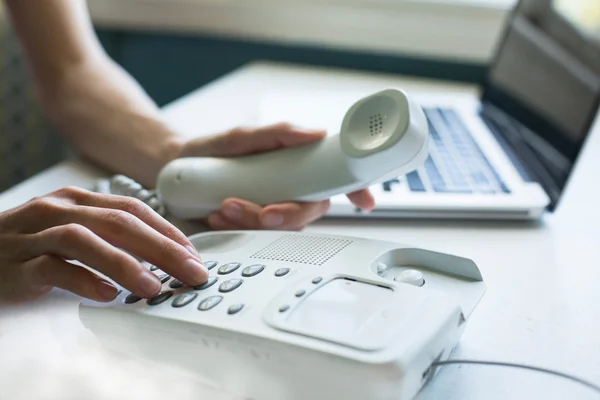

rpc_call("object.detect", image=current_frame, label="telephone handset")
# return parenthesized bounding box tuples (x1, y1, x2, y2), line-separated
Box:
(79, 230, 486, 400)
(95, 88, 430, 220)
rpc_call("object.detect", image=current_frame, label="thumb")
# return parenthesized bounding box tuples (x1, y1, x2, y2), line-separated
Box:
(182, 123, 327, 157)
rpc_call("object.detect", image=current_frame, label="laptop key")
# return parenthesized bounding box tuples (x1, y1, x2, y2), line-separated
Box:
(382, 178, 400, 192)
(424, 156, 447, 192)
(405, 171, 426, 192)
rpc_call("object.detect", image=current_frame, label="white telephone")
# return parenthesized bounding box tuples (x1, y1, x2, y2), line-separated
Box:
(79, 230, 486, 400)
(82, 88, 484, 399)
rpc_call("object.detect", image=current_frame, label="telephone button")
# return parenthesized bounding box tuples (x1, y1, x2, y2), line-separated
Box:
(149, 265, 159, 271)
(198, 295, 223, 311)
(124, 293, 142, 304)
(157, 273, 171, 284)
(295, 289, 306, 297)
(194, 276, 218, 290)
(242, 264, 265, 277)
(279, 305, 290, 312)
(219, 279, 243, 293)
(275, 268, 290, 277)
(228, 303, 244, 315)
(169, 279, 185, 289)
(312, 277, 323, 284)
(218, 262, 241, 275)
(172, 292, 198, 308)
(205, 261, 218, 270)
(394, 269, 425, 287)
(147, 291, 173, 306)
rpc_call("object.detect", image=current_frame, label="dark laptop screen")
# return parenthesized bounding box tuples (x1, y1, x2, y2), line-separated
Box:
(481, 0, 600, 208)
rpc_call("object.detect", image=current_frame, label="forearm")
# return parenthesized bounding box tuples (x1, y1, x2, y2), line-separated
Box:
(44, 59, 185, 188)
(5, 0, 185, 188)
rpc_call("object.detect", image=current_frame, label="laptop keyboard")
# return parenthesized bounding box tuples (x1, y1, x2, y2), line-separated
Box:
(382, 107, 511, 194)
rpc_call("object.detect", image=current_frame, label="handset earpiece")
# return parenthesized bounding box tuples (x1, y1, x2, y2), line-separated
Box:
(156, 88, 430, 219)
(339, 88, 429, 182)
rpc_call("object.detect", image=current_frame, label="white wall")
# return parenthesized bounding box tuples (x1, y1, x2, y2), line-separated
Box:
(87, 0, 517, 64)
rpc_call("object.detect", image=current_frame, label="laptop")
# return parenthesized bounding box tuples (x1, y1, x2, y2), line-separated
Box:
(258, 0, 600, 220)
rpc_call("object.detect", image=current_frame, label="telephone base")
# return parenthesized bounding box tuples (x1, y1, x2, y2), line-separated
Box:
(79, 230, 485, 400)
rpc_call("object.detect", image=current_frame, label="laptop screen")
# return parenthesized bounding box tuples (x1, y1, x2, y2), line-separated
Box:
(481, 0, 600, 209)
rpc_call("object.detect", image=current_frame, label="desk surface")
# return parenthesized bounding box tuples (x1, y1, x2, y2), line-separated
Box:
(1, 61, 600, 400)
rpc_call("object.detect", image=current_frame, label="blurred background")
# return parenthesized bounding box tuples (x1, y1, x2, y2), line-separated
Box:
(1, 0, 599, 193)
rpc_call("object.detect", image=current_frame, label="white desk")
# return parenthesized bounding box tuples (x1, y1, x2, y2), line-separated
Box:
(1, 61, 600, 400)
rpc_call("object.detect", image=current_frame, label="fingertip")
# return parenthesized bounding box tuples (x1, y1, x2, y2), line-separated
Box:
(347, 189, 376, 210)
(208, 212, 238, 231)
(181, 258, 209, 286)
(137, 272, 162, 298)
(259, 211, 285, 228)
(295, 128, 327, 139)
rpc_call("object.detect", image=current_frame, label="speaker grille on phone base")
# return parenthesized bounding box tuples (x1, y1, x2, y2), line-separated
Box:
(250, 235, 353, 266)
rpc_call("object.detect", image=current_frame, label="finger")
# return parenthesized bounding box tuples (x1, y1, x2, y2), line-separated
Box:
(23, 254, 119, 302)
(346, 189, 376, 210)
(182, 123, 327, 157)
(218, 197, 327, 230)
(258, 200, 331, 229)
(16, 187, 202, 261)
(29, 224, 163, 298)
(206, 212, 242, 231)
(218, 198, 262, 229)
(63, 206, 208, 286)
(57, 187, 202, 259)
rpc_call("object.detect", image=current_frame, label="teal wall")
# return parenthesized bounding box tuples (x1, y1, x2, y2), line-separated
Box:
(95, 29, 488, 107)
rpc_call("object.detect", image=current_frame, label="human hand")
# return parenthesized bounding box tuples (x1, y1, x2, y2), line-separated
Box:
(178, 123, 376, 230)
(0, 187, 208, 305)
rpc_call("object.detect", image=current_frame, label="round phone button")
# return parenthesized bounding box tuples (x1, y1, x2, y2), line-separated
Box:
(394, 269, 425, 287)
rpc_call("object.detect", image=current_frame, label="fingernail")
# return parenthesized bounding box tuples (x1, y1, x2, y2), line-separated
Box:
(222, 203, 243, 220)
(138, 273, 161, 298)
(261, 212, 284, 228)
(185, 245, 202, 260)
(184, 258, 208, 284)
(96, 280, 118, 301)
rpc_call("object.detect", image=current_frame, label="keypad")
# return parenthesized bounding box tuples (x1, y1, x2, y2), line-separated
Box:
(121, 262, 303, 316)
(172, 292, 198, 308)
(194, 276, 218, 290)
(218, 262, 241, 275)
(241, 264, 265, 277)
(198, 295, 223, 311)
(147, 291, 173, 306)
(274, 268, 290, 277)
(219, 279, 243, 293)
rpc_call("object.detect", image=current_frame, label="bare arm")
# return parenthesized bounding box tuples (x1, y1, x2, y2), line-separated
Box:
(4, 0, 375, 230)
(4, 0, 184, 188)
